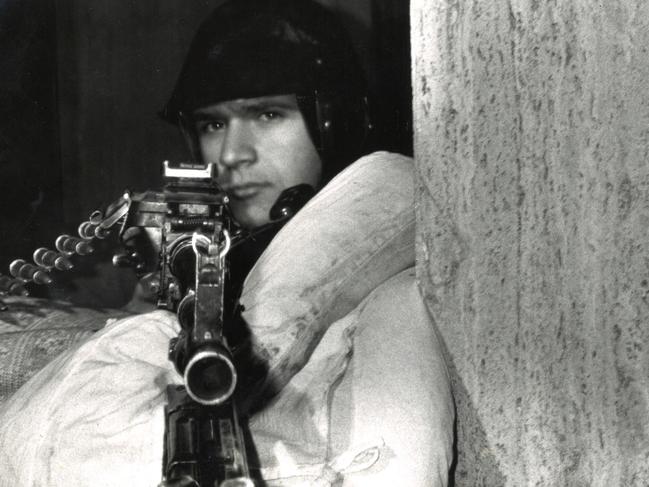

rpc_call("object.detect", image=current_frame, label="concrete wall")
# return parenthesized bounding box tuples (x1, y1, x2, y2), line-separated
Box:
(411, 0, 649, 484)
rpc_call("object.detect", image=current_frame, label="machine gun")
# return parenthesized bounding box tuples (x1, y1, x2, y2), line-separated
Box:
(0, 161, 314, 487)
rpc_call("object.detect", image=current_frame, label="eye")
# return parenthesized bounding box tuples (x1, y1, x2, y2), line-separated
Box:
(259, 111, 282, 122)
(196, 120, 225, 134)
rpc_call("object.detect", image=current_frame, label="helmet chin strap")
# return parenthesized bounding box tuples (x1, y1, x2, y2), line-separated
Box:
(310, 90, 374, 182)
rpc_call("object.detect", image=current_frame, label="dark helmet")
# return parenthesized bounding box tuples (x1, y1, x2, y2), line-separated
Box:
(161, 0, 372, 181)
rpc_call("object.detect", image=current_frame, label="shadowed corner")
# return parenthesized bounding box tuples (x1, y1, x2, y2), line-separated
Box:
(418, 284, 508, 487)
(443, 353, 508, 487)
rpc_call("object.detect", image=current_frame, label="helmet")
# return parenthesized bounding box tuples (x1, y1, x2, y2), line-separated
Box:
(161, 0, 372, 181)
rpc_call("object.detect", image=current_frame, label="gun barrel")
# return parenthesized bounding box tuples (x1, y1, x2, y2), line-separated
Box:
(184, 344, 237, 406)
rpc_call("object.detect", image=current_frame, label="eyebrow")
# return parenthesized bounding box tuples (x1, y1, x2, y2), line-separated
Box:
(193, 96, 299, 119)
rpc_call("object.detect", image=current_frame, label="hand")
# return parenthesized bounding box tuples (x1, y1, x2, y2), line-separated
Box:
(123, 271, 159, 313)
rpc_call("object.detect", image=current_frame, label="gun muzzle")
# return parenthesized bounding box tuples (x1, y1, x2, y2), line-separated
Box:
(184, 343, 237, 406)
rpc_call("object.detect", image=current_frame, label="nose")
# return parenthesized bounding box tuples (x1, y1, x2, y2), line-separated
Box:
(218, 120, 256, 171)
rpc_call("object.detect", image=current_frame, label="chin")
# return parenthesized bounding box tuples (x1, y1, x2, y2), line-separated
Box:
(232, 208, 270, 230)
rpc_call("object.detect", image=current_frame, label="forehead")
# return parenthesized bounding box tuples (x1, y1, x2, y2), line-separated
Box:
(192, 94, 299, 117)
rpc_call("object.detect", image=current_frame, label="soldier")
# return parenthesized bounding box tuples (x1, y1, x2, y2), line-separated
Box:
(0, 1, 454, 485)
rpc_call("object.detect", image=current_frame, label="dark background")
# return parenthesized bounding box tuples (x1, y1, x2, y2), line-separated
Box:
(0, 0, 411, 307)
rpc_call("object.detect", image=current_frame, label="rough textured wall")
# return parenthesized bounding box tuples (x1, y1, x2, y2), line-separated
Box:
(411, 0, 649, 485)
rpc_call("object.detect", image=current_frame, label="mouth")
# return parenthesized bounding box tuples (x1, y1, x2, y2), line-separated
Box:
(225, 182, 270, 200)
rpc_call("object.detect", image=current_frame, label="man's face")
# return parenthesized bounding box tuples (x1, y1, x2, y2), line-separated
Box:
(192, 94, 322, 228)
